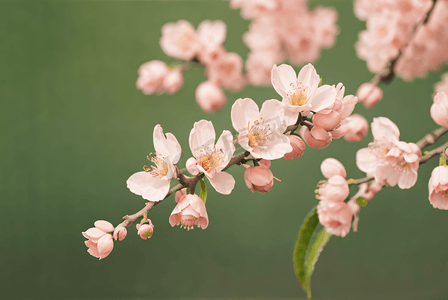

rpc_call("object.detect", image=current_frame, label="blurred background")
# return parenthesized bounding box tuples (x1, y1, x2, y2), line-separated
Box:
(1, 0, 448, 299)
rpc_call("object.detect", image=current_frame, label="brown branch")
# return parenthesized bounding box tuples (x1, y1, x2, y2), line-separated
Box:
(370, 0, 437, 86)
(419, 140, 448, 164)
(416, 126, 447, 149)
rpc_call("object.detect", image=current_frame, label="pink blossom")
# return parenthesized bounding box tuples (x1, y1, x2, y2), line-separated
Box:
(356, 117, 400, 177)
(320, 158, 347, 179)
(375, 141, 421, 189)
(341, 114, 369, 142)
(430, 92, 448, 128)
(195, 81, 227, 113)
(271, 64, 337, 124)
(356, 83, 383, 109)
(244, 159, 278, 193)
(231, 98, 292, 160)
(196, 20, 227, 61)
(318, 175, 350, 202)
(82, 220, 114, 260)
(136, 220, 154, 240)
(160, 20, 199, 61)
(127, 125, 182, 202)
(113, 226, 127, 241)
(162, 68, 184, 95)
(300, 126, 332, 149)
(428, 165, 448, 210)
(169, 194, 209, 230)
(206, 52, 246, 92)
(317, 200, 353, 237)
(283, 135, 306, 160)
(188, 120, 235, 194)
(313, 110, 341, 131)
(245, 51, 280, 86)
(175, 188, 188, 203)
(136, 60, 169, 95)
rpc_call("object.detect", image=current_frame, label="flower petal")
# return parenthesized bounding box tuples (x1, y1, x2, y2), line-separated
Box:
(208, 171, 235, 195)
(189, 120, 216, 158)
(271, 64, 297, 98)
(126, 171, 170, 201)
(231, 98, 260, 133)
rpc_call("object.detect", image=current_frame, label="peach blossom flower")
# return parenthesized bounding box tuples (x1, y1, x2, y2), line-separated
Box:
(231, 98, 292, 160)
(169, 194, 209, 230)
(127, 125, 182, 202)
(430, 92, 448, 128)
(195, 81, 227, 113)
(283, 135, 306, 160)
(136, 220, 154, 240)
(136, 60, 169, 95)
(113, 226, 127, 241)
(244, 159, 278, 193)
(317, 200, 353, 237)
(318, 175, 350, 203)
(320, 158, 347, 179)
(83, 220, 114, 260)
(196, 20, 227, 63)
(300, 126, 332, 149)
(271, 64, 337, 124)
(206, 52, 246, 92)
(428, 165, 448, 210)
(160, 20, 199, 61)
(341, 114, 369, 142)
(162, 68, 184, 95)
(187, 120, 235, 194)
(356, 83, 383, 109)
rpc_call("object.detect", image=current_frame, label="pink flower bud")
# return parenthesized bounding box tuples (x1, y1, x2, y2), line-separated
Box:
(83, 220, 115, 259)
(300, 126, 332, 149)
(195, 81, 227, 113)
(244, 164, 275, 193)
(162, 68, 184, 95)
(113, 226, 127, 241)
(137, 220, 154, 240)
(169, 194, 209, 230)
(319, 175, 350, 202)
(136, 60, 169, 95)
(428, 165, 448, 210)
(430, 92, 448, 128)
(317, 200, 353, 237)
(94, 220, 114, 233)
(320, 158, 347, 179)
(356, 83, 383, 109)
(342, 114, 369, 142)
(283, 135, 306, 160)
(186, 157, 199, 175)
(313, 110, 341, 131)
(175, 188, 188, 203)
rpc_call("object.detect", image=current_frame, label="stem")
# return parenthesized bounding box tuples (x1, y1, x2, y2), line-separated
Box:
(416, 126, 447, 149)
(420, 140, 448, 164)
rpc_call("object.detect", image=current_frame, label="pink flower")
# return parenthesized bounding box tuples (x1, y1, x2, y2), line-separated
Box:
(188, 120, 235, 194)
(428, 165, 448, 210)
(356, 83, 383, 109)
(169, 194, 209, 230)
(136, 220, 154, 240)
(206, 52, 246, 92)
(375, 141, 421, 189)
(318, 175, 350, 202)
(127, 125, 182, 202)
(341, 114, 369, 142)
(430, 92, 448, 128)
(195, 81, 227, 113)
(271, 63, 337, 125)
(320, 158, 347, 179)
(245, 51, 280, 86)
(244, 159, 278, 193)
(160, 20, 199, 61)
(175, 188, 187, 203)
(136, 60, 169, 95)
(313, 110, 341, 131)
(82, 220, 114, 260)
(196, 20, 227, 64)
(317, 200, 353, 237)
(113, 226, 127, 241)
(300, 126, 332, 149)
(231, 98, 292, 160)
(283, 135, 306, 160)
(356, 117, 400, 177)
(162, 68, 184, 95)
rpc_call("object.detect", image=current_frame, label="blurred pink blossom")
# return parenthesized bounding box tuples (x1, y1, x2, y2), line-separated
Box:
(429, 165, 448, 210)
(195, 81, 227, 113)
(356, 83, 383, 109)
(136, 60, 169, 95)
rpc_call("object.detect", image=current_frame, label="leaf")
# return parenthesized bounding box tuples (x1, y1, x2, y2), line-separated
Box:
(293, 207, 319, 295)
(304, 228, 332, 298)
(293, 206, 333, 299)
(199, 179, 207, 204)
(355, 196, 368, 207)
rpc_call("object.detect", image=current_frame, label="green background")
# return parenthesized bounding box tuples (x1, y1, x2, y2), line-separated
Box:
(1, 0, 448, 299)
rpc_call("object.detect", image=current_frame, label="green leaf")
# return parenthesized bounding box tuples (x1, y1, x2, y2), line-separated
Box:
(355, 196, 368, 207)
(293, 207, 333, 299)
(440, 154, 447, 166)
(305, 228, 332, 298)
(199, 179, 207, 204)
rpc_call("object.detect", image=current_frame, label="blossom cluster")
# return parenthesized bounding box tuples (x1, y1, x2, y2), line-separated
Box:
(231, 0, 339, 86)
(355, 0, 448, 81)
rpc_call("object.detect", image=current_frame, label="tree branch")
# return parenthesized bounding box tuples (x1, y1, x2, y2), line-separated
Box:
(416, 126, 447, 149)
(419, 140, 448, 164)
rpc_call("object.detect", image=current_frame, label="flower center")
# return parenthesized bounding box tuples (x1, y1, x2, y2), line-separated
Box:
(176, 31, 195, 52)
(247, 119, 272, 148)
(198, 146, 224, 173)
(287, 82, 310, 106)
(144, 153, 169, 178)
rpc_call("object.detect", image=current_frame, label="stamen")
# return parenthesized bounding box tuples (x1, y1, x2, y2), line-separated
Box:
(287, 82, 310, 106)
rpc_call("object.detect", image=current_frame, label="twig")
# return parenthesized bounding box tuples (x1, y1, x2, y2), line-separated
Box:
(416, 127, 447, 149)
(420, 140, 448, 164)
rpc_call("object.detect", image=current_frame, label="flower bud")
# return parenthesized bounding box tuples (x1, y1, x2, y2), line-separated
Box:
(300, 126, 332, 149)
(136, 60, 169, 95)
(320, 158, 347, 179)
(342, 114, 369, 142)
(113, 226, 127, 241)
(313, 110, 341, 131)
(244, 165, 275, 193)
(186, 157, 199, 175)
(283, 135, 306, 160)
(319, 175, 350, 202)
(356, 83, 383, 109)
(162, 68, 184, 94)
(430, 92, 448, 128)
(195, 81, 227, 113)
(137, 220, 154, 240)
